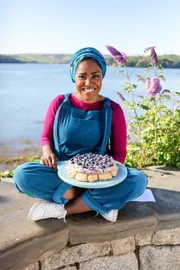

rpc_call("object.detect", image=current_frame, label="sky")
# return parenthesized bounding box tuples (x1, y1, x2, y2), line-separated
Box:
(0, 0, 180, 56)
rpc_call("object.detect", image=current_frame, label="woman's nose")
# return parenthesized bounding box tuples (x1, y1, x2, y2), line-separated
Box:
(85, 78, 92, 85)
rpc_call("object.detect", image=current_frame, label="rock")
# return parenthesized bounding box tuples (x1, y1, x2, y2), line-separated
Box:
(80, 253, 138, 270)
(152, 228, 180, 245)
(41, 242, 110, 269)
(139, 246, 180, 270)
(111, 237, 135, 255)
(135, 232, 153, 246)
(24, 262, 39, 270)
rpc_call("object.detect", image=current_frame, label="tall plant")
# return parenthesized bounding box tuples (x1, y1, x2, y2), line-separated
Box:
(106, 45, 180, 168)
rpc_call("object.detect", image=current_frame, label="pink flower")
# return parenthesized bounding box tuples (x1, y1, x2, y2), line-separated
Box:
(106, 45, 127, 65)
(146, 77, 162, 97)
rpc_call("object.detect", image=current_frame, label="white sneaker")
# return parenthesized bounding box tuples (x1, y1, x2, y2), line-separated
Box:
(101, 209, 118, 222)
(28, 200, 67, 221)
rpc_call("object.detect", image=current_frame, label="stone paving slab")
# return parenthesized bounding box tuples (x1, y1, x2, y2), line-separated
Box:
(0, 166, 180, 269)
(146, 188, 180, 230)
(0, 181, 69, 269)
(0, 181, 68, 252)
(143, 166, 180, 192)
(143, 166, 180, 230)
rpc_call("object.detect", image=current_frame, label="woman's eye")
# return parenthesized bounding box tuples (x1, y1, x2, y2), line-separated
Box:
(93, 75, 99, 79)
(78, 75, 86, 79)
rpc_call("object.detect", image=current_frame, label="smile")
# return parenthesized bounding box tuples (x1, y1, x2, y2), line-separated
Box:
(83, 88, 95, 93)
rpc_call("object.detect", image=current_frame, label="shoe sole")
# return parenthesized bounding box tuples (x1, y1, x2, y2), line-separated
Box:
(111, 210, 118, 222)
(27, 201, 42, 221)
(102, 209, 119, 222)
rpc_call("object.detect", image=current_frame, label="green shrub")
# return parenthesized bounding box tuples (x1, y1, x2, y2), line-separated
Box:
(106, 45, 180, 168)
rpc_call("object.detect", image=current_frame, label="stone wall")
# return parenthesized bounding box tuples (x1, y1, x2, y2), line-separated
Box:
(25, 227, 180, 270)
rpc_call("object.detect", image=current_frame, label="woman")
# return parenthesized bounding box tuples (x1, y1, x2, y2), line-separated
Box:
(13, 47, 148, 223)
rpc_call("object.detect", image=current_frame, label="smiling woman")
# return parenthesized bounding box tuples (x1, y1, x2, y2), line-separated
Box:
(74, 58, 103, 103)
(13, 47, 148, 223)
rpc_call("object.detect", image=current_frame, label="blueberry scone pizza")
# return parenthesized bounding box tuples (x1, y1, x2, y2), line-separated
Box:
(66, 153, 118, 182)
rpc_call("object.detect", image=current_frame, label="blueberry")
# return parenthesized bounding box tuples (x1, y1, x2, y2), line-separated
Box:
(77, 162, 83, 166)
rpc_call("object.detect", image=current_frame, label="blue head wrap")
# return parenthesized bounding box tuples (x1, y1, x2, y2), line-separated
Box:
(70, 47, 106, 83)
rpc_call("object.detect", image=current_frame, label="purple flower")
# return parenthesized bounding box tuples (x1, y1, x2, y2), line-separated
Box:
(144, 46, 158, 66)
(115, 52, 127, 65)
(106, 45, 121, 57)
(146, 77, 162, 97)
(106, 45, 127, 65)
(150, 47, 158, 66)
(117, 91, 126, 101)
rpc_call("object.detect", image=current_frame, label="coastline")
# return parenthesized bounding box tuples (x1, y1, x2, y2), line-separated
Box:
(0, 139, 41, 171)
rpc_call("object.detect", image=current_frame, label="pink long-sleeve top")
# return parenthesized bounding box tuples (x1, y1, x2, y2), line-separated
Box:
(40, 94, 127, 163)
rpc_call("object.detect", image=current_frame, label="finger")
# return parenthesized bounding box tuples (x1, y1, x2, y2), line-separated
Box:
(51, 157, 57, 169)
(41, 156, 51, 167)
(40, 157, 45, 165)
(45, 156, 53, 168)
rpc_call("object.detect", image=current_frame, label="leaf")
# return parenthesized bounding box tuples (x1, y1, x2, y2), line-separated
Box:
(132, 84, 138, 89)
(137, 104, 150, 110)
(144, 67, 153, 74)
(136, 75, 145, 82)
(160, 94, 171, 100)
(161, 89, 171, 94)
(0, 170, 14, 178)
(118, 70, 124, 74)
(158, 75, 166, 82)
(158, 64, 163, 70)
(158, 104, 168, 109)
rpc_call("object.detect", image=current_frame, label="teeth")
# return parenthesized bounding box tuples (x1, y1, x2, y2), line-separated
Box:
(83, 89, 94, 92)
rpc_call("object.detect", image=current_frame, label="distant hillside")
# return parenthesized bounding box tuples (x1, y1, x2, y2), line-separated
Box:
(1, 53, 180, 68)
(0, 54, 72, 64)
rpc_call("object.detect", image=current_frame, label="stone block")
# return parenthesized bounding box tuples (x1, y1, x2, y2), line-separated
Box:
(152, 228, 180, 245)
(111, 237, 135, 255)
(67, 204, 157, 245)
(41, 242, 110, 269)
(139, 246, 180, 270)
(135, 232, 153, 246)
(80, 253, 138, 270)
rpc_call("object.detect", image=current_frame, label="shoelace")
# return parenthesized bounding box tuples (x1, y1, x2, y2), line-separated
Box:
(42, 204, 67, 223)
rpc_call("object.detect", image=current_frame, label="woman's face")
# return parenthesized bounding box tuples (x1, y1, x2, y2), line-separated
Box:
(75, 58, 103, 103)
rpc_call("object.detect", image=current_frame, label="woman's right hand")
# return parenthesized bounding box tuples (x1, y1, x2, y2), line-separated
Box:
(40, 145, 58, 169)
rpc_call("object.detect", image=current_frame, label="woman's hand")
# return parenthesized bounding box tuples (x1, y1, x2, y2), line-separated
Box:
(40, 145, 58, 169)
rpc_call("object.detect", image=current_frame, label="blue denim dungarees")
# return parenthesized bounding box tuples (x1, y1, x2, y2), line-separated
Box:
(14, 94, 148, 214)
(53, 93, 112, 160)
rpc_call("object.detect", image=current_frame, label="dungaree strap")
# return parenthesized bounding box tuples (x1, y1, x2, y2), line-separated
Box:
(98, 98, 112, 155)
(53, 93, 71, 158)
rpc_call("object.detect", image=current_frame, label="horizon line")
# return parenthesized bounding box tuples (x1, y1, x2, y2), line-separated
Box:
(1, 52, 180, 57)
